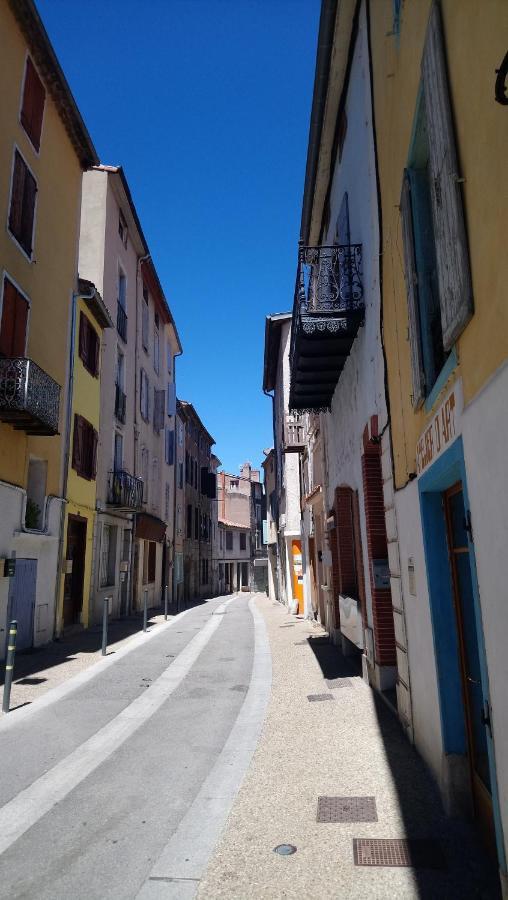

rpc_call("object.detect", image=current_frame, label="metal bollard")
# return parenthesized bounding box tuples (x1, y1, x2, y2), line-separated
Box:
(164, 584, 168, 621)
(101, 596, 110, 656)
(2, 620, 17, 714)
(143, 588, 148, 632)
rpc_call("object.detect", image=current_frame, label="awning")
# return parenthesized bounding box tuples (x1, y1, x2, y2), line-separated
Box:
(135, 513, 166, 542)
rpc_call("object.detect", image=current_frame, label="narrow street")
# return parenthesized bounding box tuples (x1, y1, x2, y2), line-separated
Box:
(0, 593, 498, 900)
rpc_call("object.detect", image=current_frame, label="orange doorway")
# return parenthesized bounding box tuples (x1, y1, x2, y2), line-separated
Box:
(291, 539, 304, 614)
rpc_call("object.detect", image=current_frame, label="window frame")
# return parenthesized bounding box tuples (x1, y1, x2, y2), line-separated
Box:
(78, 311, 100, 378)
(19, 53, 46, 154)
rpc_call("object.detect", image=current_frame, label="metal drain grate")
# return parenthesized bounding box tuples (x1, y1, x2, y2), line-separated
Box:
(325, 678, 353, 689)
(353, 838, 445, 869)
(307, 693, 335, 702)
(317, 797, 377, 823)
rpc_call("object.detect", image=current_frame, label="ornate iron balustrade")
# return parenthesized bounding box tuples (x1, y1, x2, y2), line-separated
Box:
(0, 357, 60, 435)
(114, 382, 126, 423)
(117, 301, 128, 343)
(107, 469, 143, 509)
(289, 243, 364, 411)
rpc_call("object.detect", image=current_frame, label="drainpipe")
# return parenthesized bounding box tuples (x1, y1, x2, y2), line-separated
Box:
(171, 357, 182, 612)
(131, 253, 150, 613)
(53, 282, 98, 639)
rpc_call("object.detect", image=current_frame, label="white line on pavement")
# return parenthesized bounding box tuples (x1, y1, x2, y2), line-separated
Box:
(0, 595, 239, 857)
(135, 594, 272, 900)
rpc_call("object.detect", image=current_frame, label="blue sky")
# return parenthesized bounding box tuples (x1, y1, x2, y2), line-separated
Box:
(37, 0, 319, 475)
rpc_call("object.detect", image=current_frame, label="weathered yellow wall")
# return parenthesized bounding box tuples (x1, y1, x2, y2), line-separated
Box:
(57, 303, 103, 629)
(370, 0, 508, 487)
(0, 0, 82, 496)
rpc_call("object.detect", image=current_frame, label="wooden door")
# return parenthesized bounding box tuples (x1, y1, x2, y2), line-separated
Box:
(63, 517, 87, 627)
(7, 559, 36, 651)
(444, 483, 496, 857)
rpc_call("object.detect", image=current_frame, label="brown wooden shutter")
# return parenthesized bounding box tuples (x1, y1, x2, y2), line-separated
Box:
(78, 313, 88, 365)
(0, 280, 28, 357)
(72, 415, 83, 473)
(335, 486, 356, 596)
(20, 167, 37, 255)
(400, 171, 425, 408)
(9, 152, 24, 239)
(91, 428, 98, 478)
(422, 2, 473, 350)
(93, 329, 100, 376)
(21, 57, 46, 151)
(351, 490, 367, 627)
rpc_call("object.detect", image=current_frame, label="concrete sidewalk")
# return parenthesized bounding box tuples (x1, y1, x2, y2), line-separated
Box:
(198, 593, 500, 899)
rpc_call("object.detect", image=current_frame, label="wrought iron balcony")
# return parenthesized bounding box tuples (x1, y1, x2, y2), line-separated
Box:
(117, 301, 128, 343)
(0, 357, 60, 435)
(107, 468, 143, 510)
(283, 413, 305, 452)
(289, 244, 364, 411)
(114, 382, 126, 423)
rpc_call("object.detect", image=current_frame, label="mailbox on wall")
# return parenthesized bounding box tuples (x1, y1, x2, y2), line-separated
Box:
(372, 559, 390, 590)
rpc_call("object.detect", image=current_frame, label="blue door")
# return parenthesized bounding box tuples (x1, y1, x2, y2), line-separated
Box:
(8, 559, 37, 651)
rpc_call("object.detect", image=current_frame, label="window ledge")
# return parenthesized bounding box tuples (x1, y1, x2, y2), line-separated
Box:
(424, 347, 458, 414)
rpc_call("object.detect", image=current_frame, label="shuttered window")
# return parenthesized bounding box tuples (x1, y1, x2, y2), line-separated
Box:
(422, 2, 473, 350)
(78, 312, 100, 377)
(400, 172, 426, 408)
(72, 414, 98, 480)
(0, 278, 29, 357)
(165, 428, 175, 465)
(20, 57, 46, 152)
(9, 150, 37, 257)
(147, 541, 156, 583)
(140, 368, 150, 421)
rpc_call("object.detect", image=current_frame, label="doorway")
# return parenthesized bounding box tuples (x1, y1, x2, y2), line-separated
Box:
(444, 482, 495, 854)
(7, 559, 37, 651)
(63, 516, 87, 627)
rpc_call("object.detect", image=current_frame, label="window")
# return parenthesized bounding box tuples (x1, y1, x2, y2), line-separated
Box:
(194, 507, 199, 541)
(116, 350, 125, 390)
(141, 446, 149, 503)
(177, 504, 182, 536)
(153, 389, 165, 432)
(25, 457, 47, 529)
(0, 277, 29, 357)
(142, 285, 149, 351)
(229, 479, 239, 490)
(178, 462, 183, 490)
(165, 428, 174, 465)
(164, 483, 170, 521)
(151, 457, 159, 512)
(167, 342, 172, 376)
(118, 210, 128, 247)
(178, 421, 184, 446)
(114, 432, 123, 471)
(20, 57, 45, 152)
(153, 313, 160, 374)
(118, 269, 126, 309)
(185, 451, 190, 484)
(194, 459, 198, 489)
(140, 368, 150, 421)
(99, 524, 117, 588)
(9, 149, 37, 258)
(226, 531, 233, 551)
(167, 382, 176, 416)
(186, 504, 192, 539)
(401, 5, 472, 407)
(240, 533, 246, 551)
(78, 312, 99, 377)
(72, 414, 97, 480)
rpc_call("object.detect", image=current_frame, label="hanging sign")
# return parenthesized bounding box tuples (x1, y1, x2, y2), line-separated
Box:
(416, 379, 463, 477)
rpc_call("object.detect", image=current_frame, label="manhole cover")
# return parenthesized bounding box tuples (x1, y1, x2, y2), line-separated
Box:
(274, 844, 297, 856)
(317, 796, 377, 823)
(325, 678, 353, 689)
(307, 693, 335, 702)
(353, 838, 445, 869)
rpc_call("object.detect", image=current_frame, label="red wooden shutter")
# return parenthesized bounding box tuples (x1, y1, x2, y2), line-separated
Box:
(20, 167, 37, 255)
(21, 58, 45, 152)
(0, 280, 28, 357)
(9, 152, 24, 239)
(335, 486, 356, 596)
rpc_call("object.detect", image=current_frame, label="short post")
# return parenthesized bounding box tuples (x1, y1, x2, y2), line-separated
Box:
(143, 588, 148, 633)
(101, 596, 110, 656)
(2, 620, 17, 714)
(164, 584, 168, 621)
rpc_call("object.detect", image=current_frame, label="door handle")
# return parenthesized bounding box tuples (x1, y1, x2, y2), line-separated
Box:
(481, 701, 493, 739)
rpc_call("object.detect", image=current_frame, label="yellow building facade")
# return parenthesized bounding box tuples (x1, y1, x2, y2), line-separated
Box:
(370, 0, 508, 884)
(0, 0, 97, 652)
(57, 287, 112, 633)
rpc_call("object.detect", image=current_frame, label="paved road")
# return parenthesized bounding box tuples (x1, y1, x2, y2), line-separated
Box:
(0, 593, 270, 900)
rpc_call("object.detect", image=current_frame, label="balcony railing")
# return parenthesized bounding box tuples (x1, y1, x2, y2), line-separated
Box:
(289, 244, 364, 411)
(117, 301, 128, 343)
(283, 413, 305, 451)
(107, 469, 143, 509)
(0, 357, 60, 435)
(115, 382, 126, 423)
